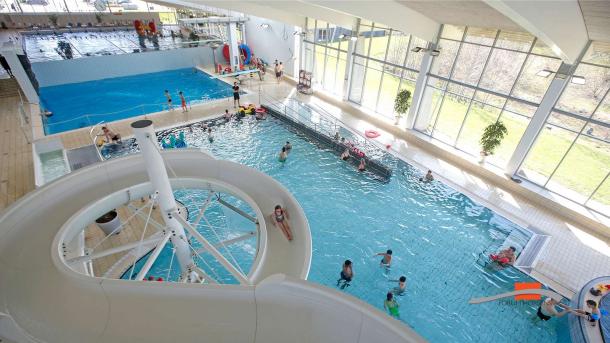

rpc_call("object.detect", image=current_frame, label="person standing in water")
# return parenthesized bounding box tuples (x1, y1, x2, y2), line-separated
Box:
(278, 147, 288, 162)
(207, 127, 214, 143)
(384, 292, 400, 318)
(337, 260, 353, 289)
(375, 249, 392, 267)
(536, 297, 571, 321)
(179, 91, 188, 112)
(391, 276, 407, 295)
(284, 141, 292, 153)
(358, 158, 366, 172)
(164, 90, 173, 110)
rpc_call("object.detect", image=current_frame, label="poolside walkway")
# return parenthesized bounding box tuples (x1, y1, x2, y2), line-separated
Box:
(1, 70, 609, 296)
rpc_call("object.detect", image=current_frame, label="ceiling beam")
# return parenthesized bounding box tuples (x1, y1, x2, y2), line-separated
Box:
(255, 1, 356, 29)
(303, 0, 440, 42)
(483, 0, 588, 63)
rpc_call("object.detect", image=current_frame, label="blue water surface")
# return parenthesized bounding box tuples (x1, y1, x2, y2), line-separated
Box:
(39, 68, 232, 134)
(115, 116, 571, 342)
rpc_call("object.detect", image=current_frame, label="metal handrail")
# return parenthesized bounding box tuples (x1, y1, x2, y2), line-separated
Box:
(259, 92, 393, 165)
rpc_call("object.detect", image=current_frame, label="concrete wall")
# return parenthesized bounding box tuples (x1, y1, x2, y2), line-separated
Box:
(244, 15, 298, 77)
(0, 12, 160, 29)
(32, 46, 222, 86)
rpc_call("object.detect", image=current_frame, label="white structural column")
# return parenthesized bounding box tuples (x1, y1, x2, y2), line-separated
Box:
(0, 43, 39, 103)
(131, 120, 196, 277)
(505, 63, 573, 175)
(227, 22, 241, 70)
(342, 19, 358, 101)
(406, 43, 435, 129)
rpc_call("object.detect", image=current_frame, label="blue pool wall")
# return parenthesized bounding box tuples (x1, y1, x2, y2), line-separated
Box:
(32, 46, 224, 87)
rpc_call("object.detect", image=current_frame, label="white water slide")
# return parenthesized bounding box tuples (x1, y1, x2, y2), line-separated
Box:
(0, 121, 424, 343)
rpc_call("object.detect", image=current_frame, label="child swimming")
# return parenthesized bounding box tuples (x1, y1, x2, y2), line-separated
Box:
(337, 260, 353, 289)
(384, 292, 400, 318)
(375, 249, 393, 267)
(391, 276, 407, 295)
(278, 147, 288, 162)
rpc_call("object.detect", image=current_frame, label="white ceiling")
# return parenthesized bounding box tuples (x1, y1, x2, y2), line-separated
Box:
(397, 0, 522, 32)
(579, 0, 610, 42)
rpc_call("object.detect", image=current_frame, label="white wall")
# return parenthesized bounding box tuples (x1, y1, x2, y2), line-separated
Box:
(32, 47, 223, 87)
(244, 15, 298, 77)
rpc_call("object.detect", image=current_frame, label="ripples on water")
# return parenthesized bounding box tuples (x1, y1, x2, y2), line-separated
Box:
(113, 116, 570, 343)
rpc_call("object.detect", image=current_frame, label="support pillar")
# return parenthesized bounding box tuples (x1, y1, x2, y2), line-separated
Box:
(131, 120, 196, 278)
(406, 42, 435, 129)
(505, 63, 573, 175)
(343, 18, 359, 101)
(227, 22, 240, 70)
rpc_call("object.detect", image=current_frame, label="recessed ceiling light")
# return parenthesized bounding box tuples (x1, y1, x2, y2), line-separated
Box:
(260, 23, 270, 29)
(571, 75, 585, 85)
(535, 69, 553, 78)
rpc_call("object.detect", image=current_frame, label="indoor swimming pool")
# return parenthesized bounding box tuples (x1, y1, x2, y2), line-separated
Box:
(107, 115, 570, 343)
(39, 68, 233, 134)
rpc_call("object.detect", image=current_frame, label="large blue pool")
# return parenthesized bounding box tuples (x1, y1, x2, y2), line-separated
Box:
(112, 115, 570, 342)
(40, 68, 233, 134)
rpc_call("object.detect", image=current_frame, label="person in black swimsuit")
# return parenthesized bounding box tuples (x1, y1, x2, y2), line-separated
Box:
(232, 82, 240, 107)
(337, 260, 353, 289)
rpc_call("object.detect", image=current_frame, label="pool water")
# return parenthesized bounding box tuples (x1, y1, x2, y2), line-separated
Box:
(40, 68, 233, 135)
(39, 150, 69, 184)
(112, 117, 570, 342)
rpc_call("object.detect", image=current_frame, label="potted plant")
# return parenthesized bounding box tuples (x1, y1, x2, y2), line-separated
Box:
(479, 121, 508, 163)
(95, 209, 122, 235)
(393, 89, 411, 125)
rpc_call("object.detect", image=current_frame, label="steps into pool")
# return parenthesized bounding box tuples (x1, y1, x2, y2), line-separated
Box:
(263, 105, 393, 183)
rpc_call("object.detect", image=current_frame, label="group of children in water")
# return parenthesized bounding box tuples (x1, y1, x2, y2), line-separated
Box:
(337, 249, 407, 318)
(164, 90, 188, 112)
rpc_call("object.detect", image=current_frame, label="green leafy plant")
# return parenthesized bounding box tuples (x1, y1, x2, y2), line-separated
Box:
(48, 14, 58, 26)
(95, 13, 103, 24)
(480, 121, 508, 155)
(393, 89, 412, 119)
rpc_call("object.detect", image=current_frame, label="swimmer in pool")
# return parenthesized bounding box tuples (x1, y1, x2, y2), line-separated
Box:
(278, 147, 288, 162)
(391, 276, 407, 295)
(384, 292, 400, 318)
(337, 260, 353, 289)
(489, 246, 516, 266)
(341, 148, 350, 161)
(284, 141, 292, 153)
(270, 205, 293, 241)
(358, 158, 366, 172)
(536, 297, 571, 321)
(419, 170, 434, 182)
(375, 249, 392, 267)
(224, 109, 231, 120)
(207, 127, 214, 143)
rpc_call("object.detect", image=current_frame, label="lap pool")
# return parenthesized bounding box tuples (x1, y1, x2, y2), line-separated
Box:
(108, 115, 570, 342)
(39, 68, 233, 135)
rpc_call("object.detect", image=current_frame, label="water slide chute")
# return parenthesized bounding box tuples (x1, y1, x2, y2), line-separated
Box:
(222, 43, 253, 65)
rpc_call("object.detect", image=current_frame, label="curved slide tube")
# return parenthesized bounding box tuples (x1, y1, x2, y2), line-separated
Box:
(0, 149, 423, 342)
(469, 289, 564, 304)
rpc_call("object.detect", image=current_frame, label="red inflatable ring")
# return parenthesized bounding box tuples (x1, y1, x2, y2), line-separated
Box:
(365, 130, 380, 138)
(255, 108, 266, 113)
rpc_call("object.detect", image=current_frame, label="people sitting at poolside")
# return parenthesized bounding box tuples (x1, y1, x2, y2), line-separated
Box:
(572, 300, 601, 326)
(536, 297, 571, 321)
(392, 276, 407, 295)
(489, 246, 516, 266)
(334, 132, 340, 140)
(97, 126, 121, 145)
(419, 170, 434, 182)
(278, 147, 288, 162)
(384, 292, 400, 318)
(284, 141, 292, 153)
(376, 249, 392, 267)
(358, 158, 366, 172)
(270, 205, 293, 241)
(341, 148, 350, 161)
(337, 259, 353, 289)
